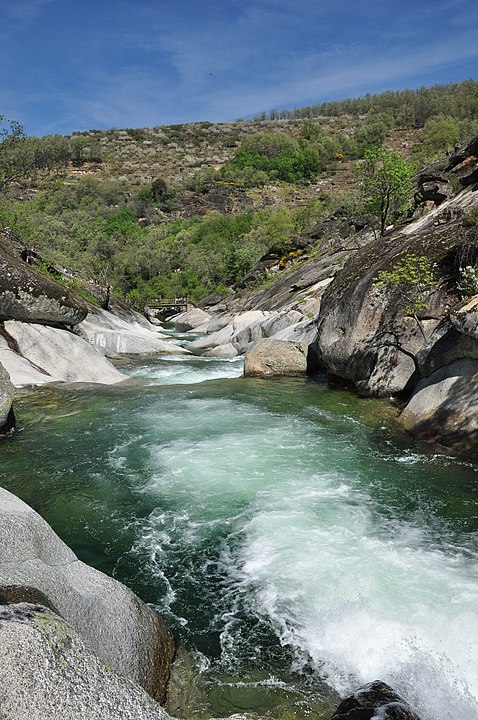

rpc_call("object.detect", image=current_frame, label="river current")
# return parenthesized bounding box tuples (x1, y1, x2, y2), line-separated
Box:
(1, 341, 478, 720)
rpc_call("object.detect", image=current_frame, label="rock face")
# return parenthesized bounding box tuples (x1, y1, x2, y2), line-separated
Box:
(244, 338, 310, 377)
(0, 602, 174, 720)
(0, 487, 175, 702)
(3, 321, 126, 385)
(331, 681, 421, 720)
(0, 361, 14, 431)
(78, 308, 190, 356)
(415, 170, 453, 206)
(314, 203, 478, 396)
(0, 245, 87, 326)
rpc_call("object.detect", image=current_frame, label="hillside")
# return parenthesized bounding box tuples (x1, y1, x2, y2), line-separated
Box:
(0, 80, 477, 311)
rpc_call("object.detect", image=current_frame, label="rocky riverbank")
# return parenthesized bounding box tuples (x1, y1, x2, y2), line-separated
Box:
(165, 134, 478, 454)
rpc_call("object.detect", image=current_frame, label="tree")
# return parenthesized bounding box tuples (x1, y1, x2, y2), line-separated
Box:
(358, 146, 414, 236)
(0, 115, 26, 190)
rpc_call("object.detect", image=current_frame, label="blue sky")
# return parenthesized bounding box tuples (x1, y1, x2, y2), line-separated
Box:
(0, 0, 477, 137)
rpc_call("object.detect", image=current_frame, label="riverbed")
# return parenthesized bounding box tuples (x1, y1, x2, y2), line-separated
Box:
(1, 348, 477, 720)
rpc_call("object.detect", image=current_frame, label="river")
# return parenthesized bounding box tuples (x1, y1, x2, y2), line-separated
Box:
(1, 343, 478, 720)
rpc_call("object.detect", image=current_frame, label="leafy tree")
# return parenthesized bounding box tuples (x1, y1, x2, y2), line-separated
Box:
(0, 115, 26, 190)
(358, 146, 415, 236)
(373, 254, 435, 316)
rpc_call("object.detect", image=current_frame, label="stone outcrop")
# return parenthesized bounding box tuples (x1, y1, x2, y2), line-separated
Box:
(244, 338, 310, 377)
(0, 602, 174, 720)
(415, 170, 453, 206)
(331, 681, 421, 720)
(2, 321, 126, 385)
(0, 487, 175, 703)
(78, 308, 190, 356)
(0, 245, 87, 326)
(315, 188, 478, 397)
(0, 361, 14, 431)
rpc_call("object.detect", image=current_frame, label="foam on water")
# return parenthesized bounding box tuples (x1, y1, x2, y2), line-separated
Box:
(122, 354, 244, 385)
(4, 350, 477, 720)
(120, 366, 478, 720)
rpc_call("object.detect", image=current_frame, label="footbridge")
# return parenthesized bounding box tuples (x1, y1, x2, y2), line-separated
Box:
(145, 297, 190, 317)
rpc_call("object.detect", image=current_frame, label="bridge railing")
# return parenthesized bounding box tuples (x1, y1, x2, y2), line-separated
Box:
(145, 297, 189, 310)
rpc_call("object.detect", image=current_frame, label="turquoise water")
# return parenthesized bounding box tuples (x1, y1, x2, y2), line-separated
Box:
(1, 350, 478, 720)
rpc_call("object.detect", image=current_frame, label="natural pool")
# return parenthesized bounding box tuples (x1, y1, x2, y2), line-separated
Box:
(1, 351, 478, 720)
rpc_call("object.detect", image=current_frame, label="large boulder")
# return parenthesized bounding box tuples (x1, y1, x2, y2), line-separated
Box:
(244, 338, 310, 377)
(314, 213, 473, 396)
(0, 246, 87, 326)
(331, 681, 421, 720)
(170, 307, 211, 332)
(399, 358, 478, 451)
(232, 310, 304, 354)
(184, 324, 234, 352)
(0, 602, 174, 720)
(3, 321, 126, 385)
(0, 361, 14, 431)
(0, 487, 175, 702)
(78, 308, 190, 356)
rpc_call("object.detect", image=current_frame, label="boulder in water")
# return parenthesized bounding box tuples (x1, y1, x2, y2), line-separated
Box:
(244, 338, 310, 376)
(0, 487, 175, 702)
(331, 680, 421, 720)
(3, 320, 126, 385)
(170, 307, 211, 331)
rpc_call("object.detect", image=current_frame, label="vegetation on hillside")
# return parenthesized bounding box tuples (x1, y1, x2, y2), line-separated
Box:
(1, 80, 477, 309)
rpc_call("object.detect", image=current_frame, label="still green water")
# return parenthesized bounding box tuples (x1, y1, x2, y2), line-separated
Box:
(1, 353, 478, 720)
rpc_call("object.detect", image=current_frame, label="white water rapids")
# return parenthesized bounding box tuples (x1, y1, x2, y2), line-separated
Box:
(3, 347, 477, 720)
(115, 352, 478, 720)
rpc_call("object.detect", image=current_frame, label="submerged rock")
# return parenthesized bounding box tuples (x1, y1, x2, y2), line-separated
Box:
(0, 602, 175, 720)
(0, 487, 175, 702)
(331, 681, 421, 720)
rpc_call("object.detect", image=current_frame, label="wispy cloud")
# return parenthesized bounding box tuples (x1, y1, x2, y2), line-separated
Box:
(1, 0, 477, 135)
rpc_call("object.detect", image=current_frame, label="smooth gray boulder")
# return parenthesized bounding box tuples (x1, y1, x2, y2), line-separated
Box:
(0, 603, 175, 720)
(0, 361, 14, 430)
(0, 487, 175, 701)
(78, 308, 190, 356)
(202, 343, 238, 358)
(232, 310, 270, 334)
(331, 680, 421, 720)
(193, 314, 233, 335)
(399, 358, 478, 451)
(170, 307, 210, 331)
(244, 339, 309, 377)
(184, 324, 234, 351)
(4, 321, 126, 384)
(232, 310, 304, 354)
(271, 318, 318, 345)
(0, 245, 87, 325)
